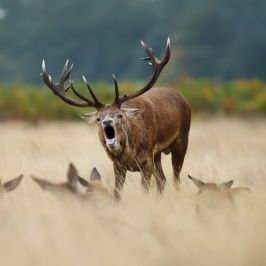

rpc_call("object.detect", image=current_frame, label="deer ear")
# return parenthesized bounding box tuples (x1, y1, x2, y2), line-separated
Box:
(3, 175, 23, 192)
(78, 177, 93, 190)
(188, 175, 205, 190)
(81, 112, 98, 123)
(121, 108, 142, 118)
(31, 176, 55, 191)
(90, 167, 101, 182)
(78, 176, 89, 187)
(67, 163, 79, 187)
(220, 180, 233, 189)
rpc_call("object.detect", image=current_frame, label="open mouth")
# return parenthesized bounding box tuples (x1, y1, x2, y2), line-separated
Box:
(104, 125, 115, 145)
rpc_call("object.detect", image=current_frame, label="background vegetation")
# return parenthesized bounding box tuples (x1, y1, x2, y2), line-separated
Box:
(0, 79, 265, 121)
(0, 0, 265, 119)
(0, 0, 266, 83)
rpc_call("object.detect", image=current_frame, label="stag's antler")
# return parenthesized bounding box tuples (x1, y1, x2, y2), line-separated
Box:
(42, 39, 170, 109)
(41, 60, 104, 109)
(113, 38, 171, 107)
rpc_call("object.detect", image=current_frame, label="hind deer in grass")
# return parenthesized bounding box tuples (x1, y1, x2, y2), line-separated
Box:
(32, 163, 111, 201)
(188, 175, 250, 196)
(188, 174, 250, 212)
(41, 39, 191, 200)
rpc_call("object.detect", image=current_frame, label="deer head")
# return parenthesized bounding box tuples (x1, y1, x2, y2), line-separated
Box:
(0, 175, 23, 194)
(78, 167, 112, 201)
(188, 175, 234, 193)
(31, 163, 83, 196)
(31, 163, 111, 201)
(41, 39, 170, 156)
(188, 174, 250, 210)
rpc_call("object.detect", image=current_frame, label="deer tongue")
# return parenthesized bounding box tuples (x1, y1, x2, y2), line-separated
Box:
(106, 138, 115, 145)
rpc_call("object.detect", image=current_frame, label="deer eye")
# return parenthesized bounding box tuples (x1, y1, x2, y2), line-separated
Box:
(118, 114, 123, 119)
(96, 117, 101, 122)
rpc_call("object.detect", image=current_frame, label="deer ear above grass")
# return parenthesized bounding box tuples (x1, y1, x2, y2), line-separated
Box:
(78, 177, 93, 191)
(4, 175, 23, 192)
(90, 167, 101, 182)
(188, 175, 205, 190)
(31, 176, 56, 191)
(219, 180, 233, 189)
(67, 163, 79, 188)
(121, 108, 142, 118)
(81, 112, 98, 123)
(78, 176, 88, 187)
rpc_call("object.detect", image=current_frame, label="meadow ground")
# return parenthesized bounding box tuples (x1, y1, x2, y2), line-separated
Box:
(0, 118, 265, 266)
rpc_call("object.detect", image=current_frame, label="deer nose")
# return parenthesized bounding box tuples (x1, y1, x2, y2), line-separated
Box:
(103, 120, 113, 127)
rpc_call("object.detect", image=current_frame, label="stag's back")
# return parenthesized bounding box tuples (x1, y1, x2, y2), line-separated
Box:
(122, 87, 191, 151)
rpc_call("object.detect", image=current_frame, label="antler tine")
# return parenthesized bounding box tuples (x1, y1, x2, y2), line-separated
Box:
(114, 38, 171, 106)
(141, 37, 170, 78)
(41, 60, 53, 88)
(69, 82, 96, 106)
(82, 76, 104, 108)
(112, 74, 120, 105)
(59, 60, 73, 87)
(161, 37, 171, 66)
(140, 41, 156, 65)
(41, 60, 102, 108)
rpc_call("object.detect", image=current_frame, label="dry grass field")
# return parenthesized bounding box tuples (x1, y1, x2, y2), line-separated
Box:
(0, 118, 265, 266)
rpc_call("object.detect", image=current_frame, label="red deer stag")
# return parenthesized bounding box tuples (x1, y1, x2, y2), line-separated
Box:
(41, 38, 191, 200)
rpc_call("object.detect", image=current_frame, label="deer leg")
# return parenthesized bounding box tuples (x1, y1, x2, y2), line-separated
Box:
(140, 159, 153, 193)
(171, 137, 189, 189)
(114, 163, 126, 201)
(154, 153, 166, 194)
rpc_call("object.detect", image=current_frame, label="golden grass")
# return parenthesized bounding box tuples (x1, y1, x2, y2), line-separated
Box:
(0, 118, 265, 266)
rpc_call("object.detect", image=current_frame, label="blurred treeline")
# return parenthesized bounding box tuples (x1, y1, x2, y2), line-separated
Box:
(0, 79, 265, 121)
(0, 0, 266, 83)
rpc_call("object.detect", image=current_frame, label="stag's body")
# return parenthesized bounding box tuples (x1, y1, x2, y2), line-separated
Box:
(42, 38, 191, 200)
(97, 88, 190, 197)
